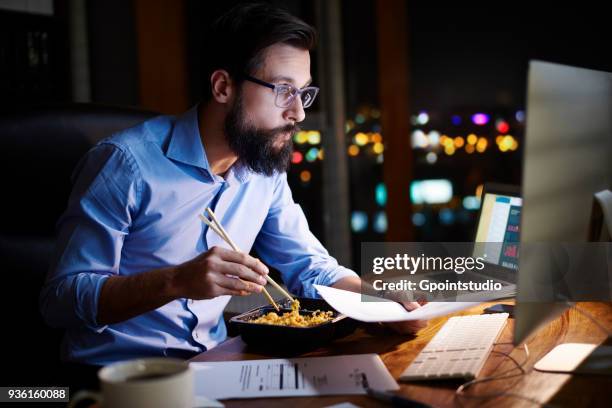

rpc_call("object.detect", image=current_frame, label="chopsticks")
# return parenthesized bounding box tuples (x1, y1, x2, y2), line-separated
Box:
(204, 208, 294, 303)
(198, 212, 279, 310)
(199, 207, 295, 309)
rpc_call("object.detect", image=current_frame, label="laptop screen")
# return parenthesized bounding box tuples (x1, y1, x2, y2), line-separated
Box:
(474, 193, 522, 270)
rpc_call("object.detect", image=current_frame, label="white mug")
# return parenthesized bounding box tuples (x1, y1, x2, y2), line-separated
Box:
(68, 357, 194, 408)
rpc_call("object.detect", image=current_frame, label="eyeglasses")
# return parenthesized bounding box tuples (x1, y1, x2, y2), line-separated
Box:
(242, 74, 319, 109)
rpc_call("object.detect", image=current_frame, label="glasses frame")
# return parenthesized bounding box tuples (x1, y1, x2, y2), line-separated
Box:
(242, 74, 320, 109)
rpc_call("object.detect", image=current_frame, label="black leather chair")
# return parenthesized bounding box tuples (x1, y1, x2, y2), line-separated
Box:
(0, 104, 157, 387)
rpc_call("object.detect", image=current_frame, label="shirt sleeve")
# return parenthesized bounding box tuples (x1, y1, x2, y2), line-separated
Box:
(39, 142, 141, 332)
(254, 172, 358, 298)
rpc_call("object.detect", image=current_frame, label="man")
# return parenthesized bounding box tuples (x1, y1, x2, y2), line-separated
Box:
(40, 3, 424, 366)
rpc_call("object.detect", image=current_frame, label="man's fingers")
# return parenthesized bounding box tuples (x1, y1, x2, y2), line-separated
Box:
(216, 262, 268, 286)
(214, 247, 269, 275)
(215, 274, 263, 294)
(402, 301, 421, 311)
(213, 288, 245, 297)
(224, 289, 250, 297)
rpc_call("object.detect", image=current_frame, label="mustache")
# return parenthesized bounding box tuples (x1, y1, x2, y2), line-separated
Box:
(270, 123, 301, 137)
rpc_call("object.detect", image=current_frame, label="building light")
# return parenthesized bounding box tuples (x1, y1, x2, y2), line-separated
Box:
(463, 196, 481, 210)
(351, 211, 368, 233)
(411, 130, 428, 149)
(476, 137, 488, 153)
(348, 145, 360, 156)
(426, 152, 437, 164)
(291, 151, 303, 164)
(439, 208, 455, 225)
(417, 112, 429, 125)
(300, 170, 311, 183)
(354, 132, 369, 146)
(410, 179, 453, 204)
(373, 211, 388, 233)
(305, 147, 319, 162)
(373, 142, 384, 154)
(498, 135, 515, 152)
(496, 119, 509, 134)
(294, 131, 309, 144)
(370, 133, 383, 143)
(472, 113, 490, 126)
(428, 131, 440, 146)
(375, 183, 387, 207)
(307, 131, 321, 145)
(454, 136, 465, 148)
(345, 120, 355, 133)
(412, 212, 426, 226)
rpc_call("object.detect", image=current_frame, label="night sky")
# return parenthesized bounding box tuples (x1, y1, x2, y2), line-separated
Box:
(343, 2, 612, 115)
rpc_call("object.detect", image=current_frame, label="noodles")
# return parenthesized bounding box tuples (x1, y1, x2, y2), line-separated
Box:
(250, 299, 334, 328)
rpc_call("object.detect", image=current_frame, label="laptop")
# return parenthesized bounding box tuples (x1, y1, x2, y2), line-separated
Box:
(427, 183, 521, 298)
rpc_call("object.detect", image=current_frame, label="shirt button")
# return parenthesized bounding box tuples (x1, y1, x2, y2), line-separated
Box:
(194, 332, 199, 339)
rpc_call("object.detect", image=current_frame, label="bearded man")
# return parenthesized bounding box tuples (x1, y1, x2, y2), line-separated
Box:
(40, 2, 424, 366)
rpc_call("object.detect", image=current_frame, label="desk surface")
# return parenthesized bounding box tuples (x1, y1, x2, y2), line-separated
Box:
(191, 302, 612, 408)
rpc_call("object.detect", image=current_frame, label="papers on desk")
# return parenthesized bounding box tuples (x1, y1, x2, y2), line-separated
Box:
(314, 285, 480, 322)
(191, 354, 397, 400)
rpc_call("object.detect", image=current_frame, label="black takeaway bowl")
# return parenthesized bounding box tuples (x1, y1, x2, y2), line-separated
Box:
(229, 297, 357, 352)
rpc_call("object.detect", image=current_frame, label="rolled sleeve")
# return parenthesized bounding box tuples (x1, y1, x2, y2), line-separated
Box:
(45, 272, 111, 332)
(307, 265, 358, 294)
(40, 142, 141, 332)
(254, 173, 358, 298)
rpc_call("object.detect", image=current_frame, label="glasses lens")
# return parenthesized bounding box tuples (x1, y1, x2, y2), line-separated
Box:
(301, 88, 318, 108)
(275, 85, 296, 108)
(275, 85, 319, 109)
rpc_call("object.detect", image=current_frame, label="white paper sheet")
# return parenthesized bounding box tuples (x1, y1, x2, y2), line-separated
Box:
(191, 354, 397, 400)
(314, 285, 480, 322)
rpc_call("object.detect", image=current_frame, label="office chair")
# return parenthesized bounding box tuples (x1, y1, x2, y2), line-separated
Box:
(0, 104, 157, 386)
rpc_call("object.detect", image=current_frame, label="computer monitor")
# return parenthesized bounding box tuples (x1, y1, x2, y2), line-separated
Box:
(473, 183, 522, 271)
(514, 61, 612, 349)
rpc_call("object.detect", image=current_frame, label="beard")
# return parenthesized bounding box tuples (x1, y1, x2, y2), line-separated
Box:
(224, 93, 297, 176)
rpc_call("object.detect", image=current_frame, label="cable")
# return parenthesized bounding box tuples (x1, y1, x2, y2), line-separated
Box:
(456, 343, 529, 391)
(455, 343, 556, 407)
(455, 303, 609, 406)
(491, 348, 526, 372)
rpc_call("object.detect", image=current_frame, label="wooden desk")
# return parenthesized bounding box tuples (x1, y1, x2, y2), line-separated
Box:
(190, 302, 612, 407)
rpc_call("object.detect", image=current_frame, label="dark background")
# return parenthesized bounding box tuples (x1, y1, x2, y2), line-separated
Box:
(0, 0, 610, 390)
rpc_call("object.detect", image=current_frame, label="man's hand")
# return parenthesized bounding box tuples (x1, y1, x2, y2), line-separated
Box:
(172, 246, 269, 299)
(97, 246, 269, 325)
(383, 300, 427, 334)
(332, 276, 428, 335)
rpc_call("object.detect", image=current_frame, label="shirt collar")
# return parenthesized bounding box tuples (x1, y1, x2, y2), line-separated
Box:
(165, 105, 252, 184)
(166, 105, 210, 171)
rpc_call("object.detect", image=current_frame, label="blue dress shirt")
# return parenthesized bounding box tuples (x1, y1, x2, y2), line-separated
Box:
(39, 106, 357, 365)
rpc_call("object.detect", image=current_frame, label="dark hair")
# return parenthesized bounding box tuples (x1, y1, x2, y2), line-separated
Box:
(201, 2, 316, 101)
